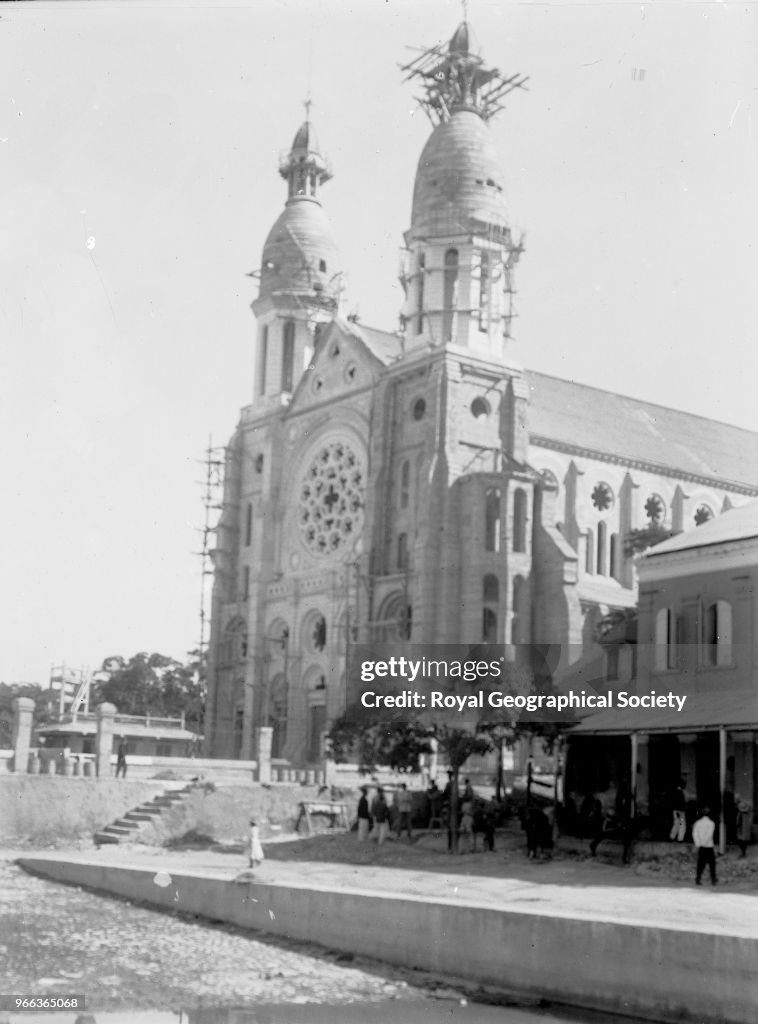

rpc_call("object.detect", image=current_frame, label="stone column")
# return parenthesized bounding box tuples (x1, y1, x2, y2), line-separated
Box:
(12, 697, 35, 774)
(95, 703, 117, 778)
(256, 725, 273, 784)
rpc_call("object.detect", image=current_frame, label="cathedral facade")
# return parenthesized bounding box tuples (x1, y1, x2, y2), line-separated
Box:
(205, 21, 758, 762)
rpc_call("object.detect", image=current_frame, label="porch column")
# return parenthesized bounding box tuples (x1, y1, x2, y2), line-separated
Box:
(719, 726, 727, 855)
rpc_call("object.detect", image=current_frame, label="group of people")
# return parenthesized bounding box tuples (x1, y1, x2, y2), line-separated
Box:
(356, 775, 505, 853)
(356, 782, 414, 844)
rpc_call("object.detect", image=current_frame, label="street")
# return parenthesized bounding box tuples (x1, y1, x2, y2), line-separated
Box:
(0, 856, 645, 1024)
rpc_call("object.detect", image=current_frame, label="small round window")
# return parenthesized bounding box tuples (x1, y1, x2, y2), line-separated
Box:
(412, 397, 426, 421)
(471, 397, 490, 419)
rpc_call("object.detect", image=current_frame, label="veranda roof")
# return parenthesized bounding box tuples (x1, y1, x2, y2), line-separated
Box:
(570, 690, 758, 736)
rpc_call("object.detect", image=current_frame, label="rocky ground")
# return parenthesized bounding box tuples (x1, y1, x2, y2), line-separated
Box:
(0, 857, 423, 1012)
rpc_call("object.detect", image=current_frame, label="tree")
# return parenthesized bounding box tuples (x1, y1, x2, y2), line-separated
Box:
(623, 523, 676, 558)
(94, 651, 205, 734)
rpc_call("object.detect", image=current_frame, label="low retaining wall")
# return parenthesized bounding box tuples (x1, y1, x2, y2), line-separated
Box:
(18, 856, 757, 1024)
(0, 777, 173, 847)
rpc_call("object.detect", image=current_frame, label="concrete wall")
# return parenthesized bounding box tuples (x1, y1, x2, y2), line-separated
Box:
(0, 777, 172, 847)
(18, 856, 758, 1024)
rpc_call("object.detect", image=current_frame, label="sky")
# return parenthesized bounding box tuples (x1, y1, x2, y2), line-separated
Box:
(1, 0, 756, 685)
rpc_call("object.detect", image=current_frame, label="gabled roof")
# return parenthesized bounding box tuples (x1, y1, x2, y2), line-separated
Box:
(524, 370, 758, 492)
(346, 322, 403, 365)
(640, 497, 758, 559)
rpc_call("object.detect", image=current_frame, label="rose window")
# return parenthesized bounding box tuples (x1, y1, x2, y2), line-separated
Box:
(591, 483, 613, 512)
(645, 495, 665, 524)
(694, 504, 714, 526)
(298, 441, 365, 555)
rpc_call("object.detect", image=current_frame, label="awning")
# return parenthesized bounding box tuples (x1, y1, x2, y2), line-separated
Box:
(570, 689, 758, 736)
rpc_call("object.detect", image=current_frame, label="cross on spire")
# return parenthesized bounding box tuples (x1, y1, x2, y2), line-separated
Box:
(304, 94, 313, 120)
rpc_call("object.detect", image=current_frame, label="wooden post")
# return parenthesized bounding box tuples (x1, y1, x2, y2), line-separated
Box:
(630, 731, 639, 820)
(719, 726, 727, 855)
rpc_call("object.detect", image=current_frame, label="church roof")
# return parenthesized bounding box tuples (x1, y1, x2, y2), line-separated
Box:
(525, 370, 758, 492)
(347, 323, 403, 364)
(639, 497, 758, 558)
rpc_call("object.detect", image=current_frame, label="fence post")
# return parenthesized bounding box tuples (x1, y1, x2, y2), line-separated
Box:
(95, 703, 117, 778)
(12, 697, 35, 774)
(256, 726, 273, 784)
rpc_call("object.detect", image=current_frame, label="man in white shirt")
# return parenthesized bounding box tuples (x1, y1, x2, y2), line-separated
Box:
(693, 807, 717, 885)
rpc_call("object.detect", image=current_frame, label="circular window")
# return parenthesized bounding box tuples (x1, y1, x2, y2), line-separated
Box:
(591, 483, 613, 512)
(471, 397, 490, 419)
(694, 503, 714, 526)
(412, 397, 426, 421)
(302, 612, 327, 653)
(645, 494, 665, 524)
(297, 440, 365, 556)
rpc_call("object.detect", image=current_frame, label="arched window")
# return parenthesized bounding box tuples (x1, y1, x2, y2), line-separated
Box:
(597, 521, 608, 575)
(281, 319, 295, 392)
(443, 249, 459, 342)
(511, 575, 526, 644)
(400, 460, 410, 509)
(485, 487, 501, 552)
(483, 574, 499, 603)
(585, 529, 594, 575)
(513, 489, 527, 552)
(258, 326, 268, 396)
(397, 532, 408, 571)
(479, 247, 491, 327)
(416, 252, 425, 334)
(478, 250, 490, 330)
(245, 502, 253, 546)
(655, 607, 678, 671)
(482, 607, 498, 643)
(610, 533, 619, 579)
(702, 600, 732, 667)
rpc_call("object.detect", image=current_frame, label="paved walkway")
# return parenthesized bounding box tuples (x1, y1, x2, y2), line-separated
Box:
(17, 845, 758, 940)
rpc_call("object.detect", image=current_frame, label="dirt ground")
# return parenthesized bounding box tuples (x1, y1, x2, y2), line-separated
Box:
(177, 822, 758, 890)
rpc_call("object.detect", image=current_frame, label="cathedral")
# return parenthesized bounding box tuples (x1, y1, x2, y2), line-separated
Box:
(205, 19, 758, 763)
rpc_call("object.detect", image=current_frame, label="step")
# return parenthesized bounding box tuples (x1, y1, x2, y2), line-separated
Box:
(111, 819, 141, 830)
(134, 805, 164, 815)
(102, 825, 135, 836)
(124, 812, 154, 822)
(94, 832, 121, 846)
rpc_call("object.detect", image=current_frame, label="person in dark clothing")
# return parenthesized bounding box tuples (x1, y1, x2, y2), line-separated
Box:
(115, 737, 128, 778)
(524, 804, 550, 859)
(356, 786, 371, 841)
(442, 771, 458, 851)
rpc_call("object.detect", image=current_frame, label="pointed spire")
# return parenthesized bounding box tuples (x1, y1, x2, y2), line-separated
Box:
(278, 101, 332, 202)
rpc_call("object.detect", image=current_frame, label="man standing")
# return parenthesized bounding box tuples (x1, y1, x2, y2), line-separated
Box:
(356, 785, 371, 841)
(693, 806, 717, 885)
(115, 737, 128, 779)
(370, 787, 390, 845)
(396, 782, 413, 841)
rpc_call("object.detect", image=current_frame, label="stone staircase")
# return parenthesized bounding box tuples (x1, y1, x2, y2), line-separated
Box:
(94, 782, 198, 846)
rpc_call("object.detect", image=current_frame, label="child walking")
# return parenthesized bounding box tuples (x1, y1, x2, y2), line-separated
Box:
(249, 818, 265, 870)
